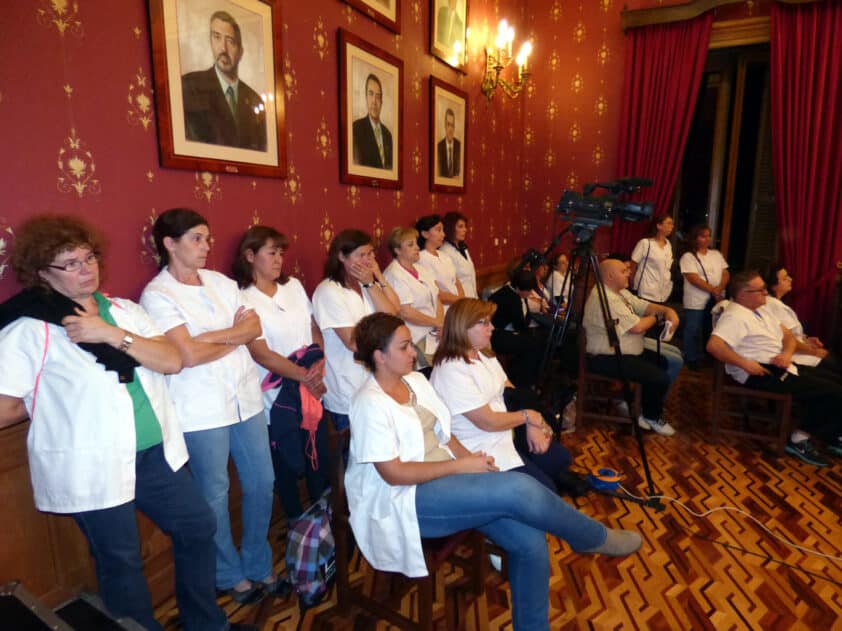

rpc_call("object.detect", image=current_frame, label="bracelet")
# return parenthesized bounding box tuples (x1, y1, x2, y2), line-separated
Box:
(376, 280, 387, 289)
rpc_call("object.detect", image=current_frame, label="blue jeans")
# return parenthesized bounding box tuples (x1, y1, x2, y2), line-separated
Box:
(415, 471, 607, 631)
(184, 411, 275, 589)
(644, 339, 684, 386)
(682, 308, 707, 363)
(73, 444, 227, 631)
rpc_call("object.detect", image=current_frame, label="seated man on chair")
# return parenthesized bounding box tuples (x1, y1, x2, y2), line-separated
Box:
(583, 259, 681, 436)
(707, 270, 842, 466)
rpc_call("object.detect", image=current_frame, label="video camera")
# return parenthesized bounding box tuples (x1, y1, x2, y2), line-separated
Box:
(556, 177, 654, 228)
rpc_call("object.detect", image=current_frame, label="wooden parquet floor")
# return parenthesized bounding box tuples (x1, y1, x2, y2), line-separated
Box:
(158, 367, 842, 630)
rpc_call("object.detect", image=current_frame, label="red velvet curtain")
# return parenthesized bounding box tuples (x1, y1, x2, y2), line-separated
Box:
(610, 13, 713, 254)
(770, 0, 842, 339)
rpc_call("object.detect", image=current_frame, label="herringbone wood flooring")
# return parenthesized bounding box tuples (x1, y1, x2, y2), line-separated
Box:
(158, 368, 842, 630)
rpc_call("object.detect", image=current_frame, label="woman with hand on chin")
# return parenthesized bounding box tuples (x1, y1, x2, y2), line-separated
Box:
(0, 215, 249, 631)
(383, 226, 443, 366)
(141, 208, 280, 606)
(311, 229, 400, 431)
(346, 313, 642, 631)
(439, 211, 477, 299)
(415, 214, 465, 309)
(233, 225, 329, 523)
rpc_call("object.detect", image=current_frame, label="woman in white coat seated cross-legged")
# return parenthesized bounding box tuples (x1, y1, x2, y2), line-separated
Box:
(383, 226, 444, 367)
(345, 312, 642, 631)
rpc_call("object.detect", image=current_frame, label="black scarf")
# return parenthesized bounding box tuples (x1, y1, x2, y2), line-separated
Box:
(0, 287, 139, 382)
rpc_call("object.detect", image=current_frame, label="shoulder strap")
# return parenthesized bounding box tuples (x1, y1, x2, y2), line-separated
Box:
(31, 321, 50, 421)
(691, 251, 710, 283)
(634, 240, 652, 293)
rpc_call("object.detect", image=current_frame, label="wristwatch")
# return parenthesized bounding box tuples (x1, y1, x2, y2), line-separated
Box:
(361, 281, 375, 289)
(118, 333, 134, 353)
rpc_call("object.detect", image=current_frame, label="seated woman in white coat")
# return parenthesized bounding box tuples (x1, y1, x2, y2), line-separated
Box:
(345, 313, 642, 631)
(415, 214, 465, 308)
(439, 211, 478, 299)
(383, 226, 443, 367)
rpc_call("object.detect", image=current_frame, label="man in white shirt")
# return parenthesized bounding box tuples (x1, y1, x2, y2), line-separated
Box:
(707, 270, 842, 465)
(583, 259, 681, 436)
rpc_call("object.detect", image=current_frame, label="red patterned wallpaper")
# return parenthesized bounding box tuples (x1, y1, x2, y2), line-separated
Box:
(0, 1, 767, 300)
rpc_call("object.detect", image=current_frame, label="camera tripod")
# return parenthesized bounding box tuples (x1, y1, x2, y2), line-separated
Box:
(537, 223, 665, 511)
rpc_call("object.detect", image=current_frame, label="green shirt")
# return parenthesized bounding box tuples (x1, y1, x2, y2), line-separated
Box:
(94, 292, 163, 451)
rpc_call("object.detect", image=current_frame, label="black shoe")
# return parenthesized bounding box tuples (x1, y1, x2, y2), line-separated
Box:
(826, 436, 842, 458)
(785, 440, 830, 467)
(262, 575, 293, 599)
(555, 470, 591, 497)
(220, 582, 266, 605)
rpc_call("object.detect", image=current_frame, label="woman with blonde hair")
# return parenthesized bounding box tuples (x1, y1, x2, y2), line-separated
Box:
(383, 226, 443, 366)
(431, 298, 587, 496)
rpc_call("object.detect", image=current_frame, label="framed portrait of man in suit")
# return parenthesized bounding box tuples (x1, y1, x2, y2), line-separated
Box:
(149, 0, 286, 178)
(341, 0, 400, 33)
(430, 77, 466, 193)
(339, 29, 403, 189)
(430, 0, 468, 72)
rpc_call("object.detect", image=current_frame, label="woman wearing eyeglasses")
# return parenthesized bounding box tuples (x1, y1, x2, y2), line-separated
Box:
(0, 215, 245, 631)
(346, 312, 641, 631)
(430, 298, 586, 496)
(141, 208, 281, 605)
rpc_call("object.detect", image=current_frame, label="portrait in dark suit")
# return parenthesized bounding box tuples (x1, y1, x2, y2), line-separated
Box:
(436, 108, 460, 178)
(352, 73, 393, 169)
(181, 10, 267, 151)
(436, 0, 464, 51)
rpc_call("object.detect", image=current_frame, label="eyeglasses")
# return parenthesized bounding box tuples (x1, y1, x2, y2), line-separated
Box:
(743, 286, 768, 294)
(46, 252, 100, 273)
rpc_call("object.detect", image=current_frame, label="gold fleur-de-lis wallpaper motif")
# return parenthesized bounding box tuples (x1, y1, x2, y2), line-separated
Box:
(411, 0, 422, 23)
(284, 163, 303, 204)
(411, 71, 422, 101)
(571, 73, 584, 94)
(573, 22, 586, 44)
(312, 18, 329, 61)
(523, 127, 534, 146)
(521, 217, 530, 236)
(57, 128, 101, 198)
(139, 208, 159, 267)
(600, 0, 613, 12)
(372, 214, 384, 247)
(64, 84, 73, 98)
(411, 146, 422, 175)
(597, 43, 611, 65)
(566, 171, 579, 190)
(251, 209, 261, 226)
(568, 122, 581, 143)
(525, 82, 536, 99)
(127, 68, 153, 131)
(132, 25, 142, 39)
(595, 95, 608, 117)
(283, 52, 298, 99)
(146, 170, 154, 183)
(319, 212, 335, 251)
(550, 0, 563, 21)
(0, 223, 13, 280)
(548, 51, 560, 73)
(315, 118, 332, 159)
(346, 185, 359, 208)
(542, 196, 555, 214)
(342, 6, 357, 25)
(544, 149, 556, 168)
(37, 0, 83, 37)
(194, 171, 222, 203)
(394, 190, 402, 208)
(592, 145, 605, 166)
(546, 101, 558, 121)
(522, 173, 531, 192)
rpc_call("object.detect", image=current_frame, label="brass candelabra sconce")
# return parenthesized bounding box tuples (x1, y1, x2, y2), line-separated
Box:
(481, 19, 532, 102)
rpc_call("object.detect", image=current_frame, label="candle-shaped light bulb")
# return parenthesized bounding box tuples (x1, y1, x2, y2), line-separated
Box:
(519, 41, 532, 71)
(506, 26, 514, 56)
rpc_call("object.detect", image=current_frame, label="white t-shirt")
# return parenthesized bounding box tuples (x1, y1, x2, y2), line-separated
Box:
(241, 279, 315, 410)
(583, 286, 649, 356)
(384, 259, 439, 353)
(680, 250, 728, 309)
(311, 278, 375, 414)
(140, 268, 264, 432)
(547, 270, 571, 302)
(761, 296, 820, 367)
(439, 241, 478, 299)
(631, 238, 673, 303)
(417, 248, 459, 297)
(711, 300, 799, 383)
(0, 298, 189, 513)
(346, 372, 454, 578)
(430, 353, 523, 471)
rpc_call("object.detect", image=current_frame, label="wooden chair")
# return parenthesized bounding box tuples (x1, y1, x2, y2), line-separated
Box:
(328, 426, 487, 630)
(575, 328, 642, 426)
(710, 363, 792, 455)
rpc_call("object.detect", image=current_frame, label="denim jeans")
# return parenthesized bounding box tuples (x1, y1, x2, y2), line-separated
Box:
(682, 308, 707, 363)
(184, 411, 275, 589)
(644, 339, 684, 386)
(415, 471, 607, 631)
(73, 444, 227, 631)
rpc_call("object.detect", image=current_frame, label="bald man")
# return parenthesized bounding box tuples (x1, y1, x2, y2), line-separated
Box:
(583, 259, 681, 436)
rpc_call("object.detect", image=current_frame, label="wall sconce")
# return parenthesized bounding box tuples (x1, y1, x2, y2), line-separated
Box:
(481, 19, 532, 102)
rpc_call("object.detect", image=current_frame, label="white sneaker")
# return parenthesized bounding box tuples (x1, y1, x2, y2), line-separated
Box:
(614, 400, 630, 418)
(637, 415, 651, 430)
(648, 417, 676, 436)
(488, 553, 502, 572)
